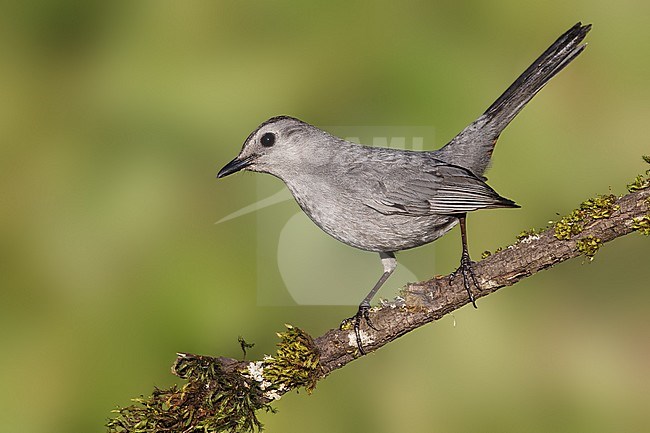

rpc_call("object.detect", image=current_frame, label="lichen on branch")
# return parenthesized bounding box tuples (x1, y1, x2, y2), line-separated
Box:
(107, 325, 320, 433)
(107, 159, 650, 433)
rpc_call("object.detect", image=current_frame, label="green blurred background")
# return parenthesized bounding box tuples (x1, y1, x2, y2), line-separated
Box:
(1, 1, 648, 432)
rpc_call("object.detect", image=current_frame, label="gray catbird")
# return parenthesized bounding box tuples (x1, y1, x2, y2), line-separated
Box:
(218, 23, 591, 354)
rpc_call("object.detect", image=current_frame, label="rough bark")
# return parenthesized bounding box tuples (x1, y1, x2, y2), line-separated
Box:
(179, 187, 649, 386)
(315, 187, 649, 374)
(108, 186, 649, 433)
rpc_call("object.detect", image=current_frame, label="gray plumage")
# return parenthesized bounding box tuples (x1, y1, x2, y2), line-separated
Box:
(222, 117, 517, 251)
(218, 23, 591, 354)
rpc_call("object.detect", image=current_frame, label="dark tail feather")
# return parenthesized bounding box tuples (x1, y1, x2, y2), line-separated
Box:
(435, 23, 591, 177)
(484, 22, 591, 130)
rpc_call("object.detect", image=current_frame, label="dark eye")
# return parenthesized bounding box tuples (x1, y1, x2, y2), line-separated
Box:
(260, 132, 275, 147)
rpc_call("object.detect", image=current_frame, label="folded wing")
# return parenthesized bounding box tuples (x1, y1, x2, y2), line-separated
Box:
(363, 162, 519, 216)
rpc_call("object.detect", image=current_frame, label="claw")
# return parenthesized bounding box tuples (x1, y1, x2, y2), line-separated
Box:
(363, 308, 379, 331)
(450, 214, 482, 308)
(450, 250, 480, 308)
(340, 305, 377, 355)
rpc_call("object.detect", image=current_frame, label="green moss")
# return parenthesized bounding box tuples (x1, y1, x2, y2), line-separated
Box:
(480, 246, 503, 260)
(554, 194, 620, 240)
(107, 353, 271, 433)
(632, 215, 650, 235)
(107, 325, 320, 433)
(554, 209, 585, 240)
(579, 194, 620, 219)
(516, 228, 539, 241)
(576, 235, 602, 261)
(627, 156, 650, 192)
(627, 174, 650, 192)
(339, 321, 353, 331)
(514, 227, 544, 246)
(258, 324, 320, 395)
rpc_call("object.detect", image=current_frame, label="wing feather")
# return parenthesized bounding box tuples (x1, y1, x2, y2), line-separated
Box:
(363, 163, 518, 216)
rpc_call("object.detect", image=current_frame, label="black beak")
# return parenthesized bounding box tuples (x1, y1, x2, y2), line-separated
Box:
(217, 155, 254, 178)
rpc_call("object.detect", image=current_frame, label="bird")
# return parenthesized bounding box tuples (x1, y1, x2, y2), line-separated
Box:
(218, 23, 591, 354)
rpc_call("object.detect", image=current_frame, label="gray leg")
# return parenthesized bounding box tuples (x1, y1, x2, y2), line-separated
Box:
(450, 214, 480, 308)
(344, 252, 397, 356)
(360, 252, 397, 308)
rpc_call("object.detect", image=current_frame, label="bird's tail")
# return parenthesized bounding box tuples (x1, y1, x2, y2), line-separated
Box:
(483, 22, 591, 131)
(436, 23, 591, 176)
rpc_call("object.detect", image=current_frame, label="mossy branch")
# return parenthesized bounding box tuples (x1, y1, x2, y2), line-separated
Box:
(108, 165, 650, 433)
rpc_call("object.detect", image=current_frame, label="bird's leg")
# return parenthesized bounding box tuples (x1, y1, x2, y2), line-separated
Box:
(340, 252, 396, 355)
(449, 214, 480, 308)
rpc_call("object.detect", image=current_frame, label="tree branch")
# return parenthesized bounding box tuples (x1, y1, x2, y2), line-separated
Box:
(108, 184, 649, 433)
(317, 187, 649, 373)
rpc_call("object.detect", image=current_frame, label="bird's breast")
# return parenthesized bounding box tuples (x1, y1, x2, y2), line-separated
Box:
(283, 174, 457, 252)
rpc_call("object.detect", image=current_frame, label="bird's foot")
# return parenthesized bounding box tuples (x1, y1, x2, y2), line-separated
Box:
(340, 304, 378, 356)
(449, 251, 480, 308)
